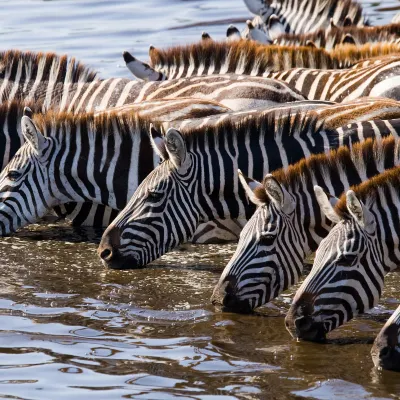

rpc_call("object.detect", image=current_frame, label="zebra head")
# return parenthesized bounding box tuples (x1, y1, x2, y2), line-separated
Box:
(98, 126, 201, 269)
(211, 172, 301, 314)
(371, 305, 400, 372)
(0, 116, 54, 235)
(285, 187, 383, 342)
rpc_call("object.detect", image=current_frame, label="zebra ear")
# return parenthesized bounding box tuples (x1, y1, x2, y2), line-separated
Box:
(343, 16, 353, 27)
(149, 124, 168, 161)
(226, 25, 241, 41)
(202, 32, 212, 41)
(264, 175, 295, 214)
(21, 116, 47, 156)
(341, 34, 356, 46)
(267, 14, 284, 41)
(165, 128, 188, 170)
(346, 190, 376, 234)
(123, 51, 161, 81)
(305, 40, 317, 48)
(238, 170, 266, 207)
(314, 186, 341, 224)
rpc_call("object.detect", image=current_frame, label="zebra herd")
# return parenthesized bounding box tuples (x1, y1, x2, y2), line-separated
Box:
(2, 0, 400, 374)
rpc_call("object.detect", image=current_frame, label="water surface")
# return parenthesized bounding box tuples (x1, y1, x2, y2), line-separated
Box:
(0, 1, 400, 399)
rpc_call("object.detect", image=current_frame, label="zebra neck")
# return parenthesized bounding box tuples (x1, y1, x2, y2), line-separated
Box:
(47, 122, 154, 210)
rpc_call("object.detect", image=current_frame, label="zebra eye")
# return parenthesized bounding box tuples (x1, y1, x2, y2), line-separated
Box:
(147, 190, 164, 201)
(339, 254, 357, 266)
(7, 170, 21, 181)
(260, 233, 275, 246)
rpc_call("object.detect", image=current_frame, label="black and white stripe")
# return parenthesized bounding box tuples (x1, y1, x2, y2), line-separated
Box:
(285, 165, 400, 344)
(211, 133, 400, 313)
(371, 304, 400, 372)
(243, 0, 368, 35)
(97, 105, 400, 270)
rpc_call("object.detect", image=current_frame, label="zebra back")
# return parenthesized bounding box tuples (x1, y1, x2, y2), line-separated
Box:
(0, 49, 98, 105)
(147, 41, 400, 81)
(250, 0, 368, 34)
(274, 23, 400, 50)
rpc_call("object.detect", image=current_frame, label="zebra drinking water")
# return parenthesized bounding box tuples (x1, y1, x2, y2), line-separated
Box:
(285, 165, 400, 344)
(97, 102, 400, 269)
(211, 133, 400, 313)
(371, 304, 400, 372)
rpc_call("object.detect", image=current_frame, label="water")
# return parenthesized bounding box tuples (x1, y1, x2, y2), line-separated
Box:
(0, 0, 400, 399)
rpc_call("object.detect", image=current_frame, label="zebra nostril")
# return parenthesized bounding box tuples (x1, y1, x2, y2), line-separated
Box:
(100, 248, 113, 261)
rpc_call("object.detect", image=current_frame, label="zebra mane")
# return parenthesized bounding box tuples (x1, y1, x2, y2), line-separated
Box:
(256, 137, 399, 210)
(178, 108, 322, 146)
(331, 43, 400, 66)
(334, 161, 400, 219)
(0, 99, 41, 118)
(275, 23, 400, 48)
(149, 40, 337, 74)
(0, 50, 98, 83)
(32, 110, 152, 138)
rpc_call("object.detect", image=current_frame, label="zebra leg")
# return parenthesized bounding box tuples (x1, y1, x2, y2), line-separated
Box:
(371, 305, 400, 372)
(190, 219, 246, 244)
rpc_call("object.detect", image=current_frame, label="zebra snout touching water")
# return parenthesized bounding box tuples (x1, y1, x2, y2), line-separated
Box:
(371, 305, 400, 372)
(211, 133, 400, 314)
(284, 165, 400, 368)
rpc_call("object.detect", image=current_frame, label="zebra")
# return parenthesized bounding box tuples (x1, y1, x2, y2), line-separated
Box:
(371, 304, 400, 372)
(96, 102, 400, 269)
(285, 165, 400, 344)
(0, 102, 339, 239)
(211, 133, 400, 313)
(0, 49, 311, 113)
(273, 23, 400, 50)
(243, 0, 368, 35)
(393, 12, 400, 24)
(126, 40, 400, 82)
(0, 49, 98, 107)
(0, 98, 241, 235)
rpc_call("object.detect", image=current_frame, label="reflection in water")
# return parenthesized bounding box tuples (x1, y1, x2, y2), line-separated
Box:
(0, 0, 400, 399)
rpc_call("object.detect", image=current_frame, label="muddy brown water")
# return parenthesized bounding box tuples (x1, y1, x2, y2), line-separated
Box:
(1, 0, 400, 399)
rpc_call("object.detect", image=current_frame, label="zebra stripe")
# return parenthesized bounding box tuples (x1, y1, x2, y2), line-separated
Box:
(0, 50, 98, 105)
(371, 304, 400, 371)
(285, 164, 400, 343)
(244, 0, 368, 34)
(97, 105, 400, 270)
(211, 134, 400, 313)
(147, 41, 400, 81)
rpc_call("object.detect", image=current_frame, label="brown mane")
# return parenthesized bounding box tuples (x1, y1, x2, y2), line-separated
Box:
(149, 40, 337, 74)
(275, 23, 400, 49)
(0, 50, 98, 84)
(255, 137, 399, 207)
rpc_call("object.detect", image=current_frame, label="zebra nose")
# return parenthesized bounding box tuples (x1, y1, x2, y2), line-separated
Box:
(211, 278, 253, 314)
(98, 226, 121, 262)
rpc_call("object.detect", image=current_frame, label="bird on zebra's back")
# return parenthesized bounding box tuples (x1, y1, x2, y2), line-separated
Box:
(371, 304, 400, 372)
(243, 0, 368, 35)
(274, 23, 400, 50)
(285, 164, 400, 350)
(97, 99, 400, 270)
(211, 133, 400, 314)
